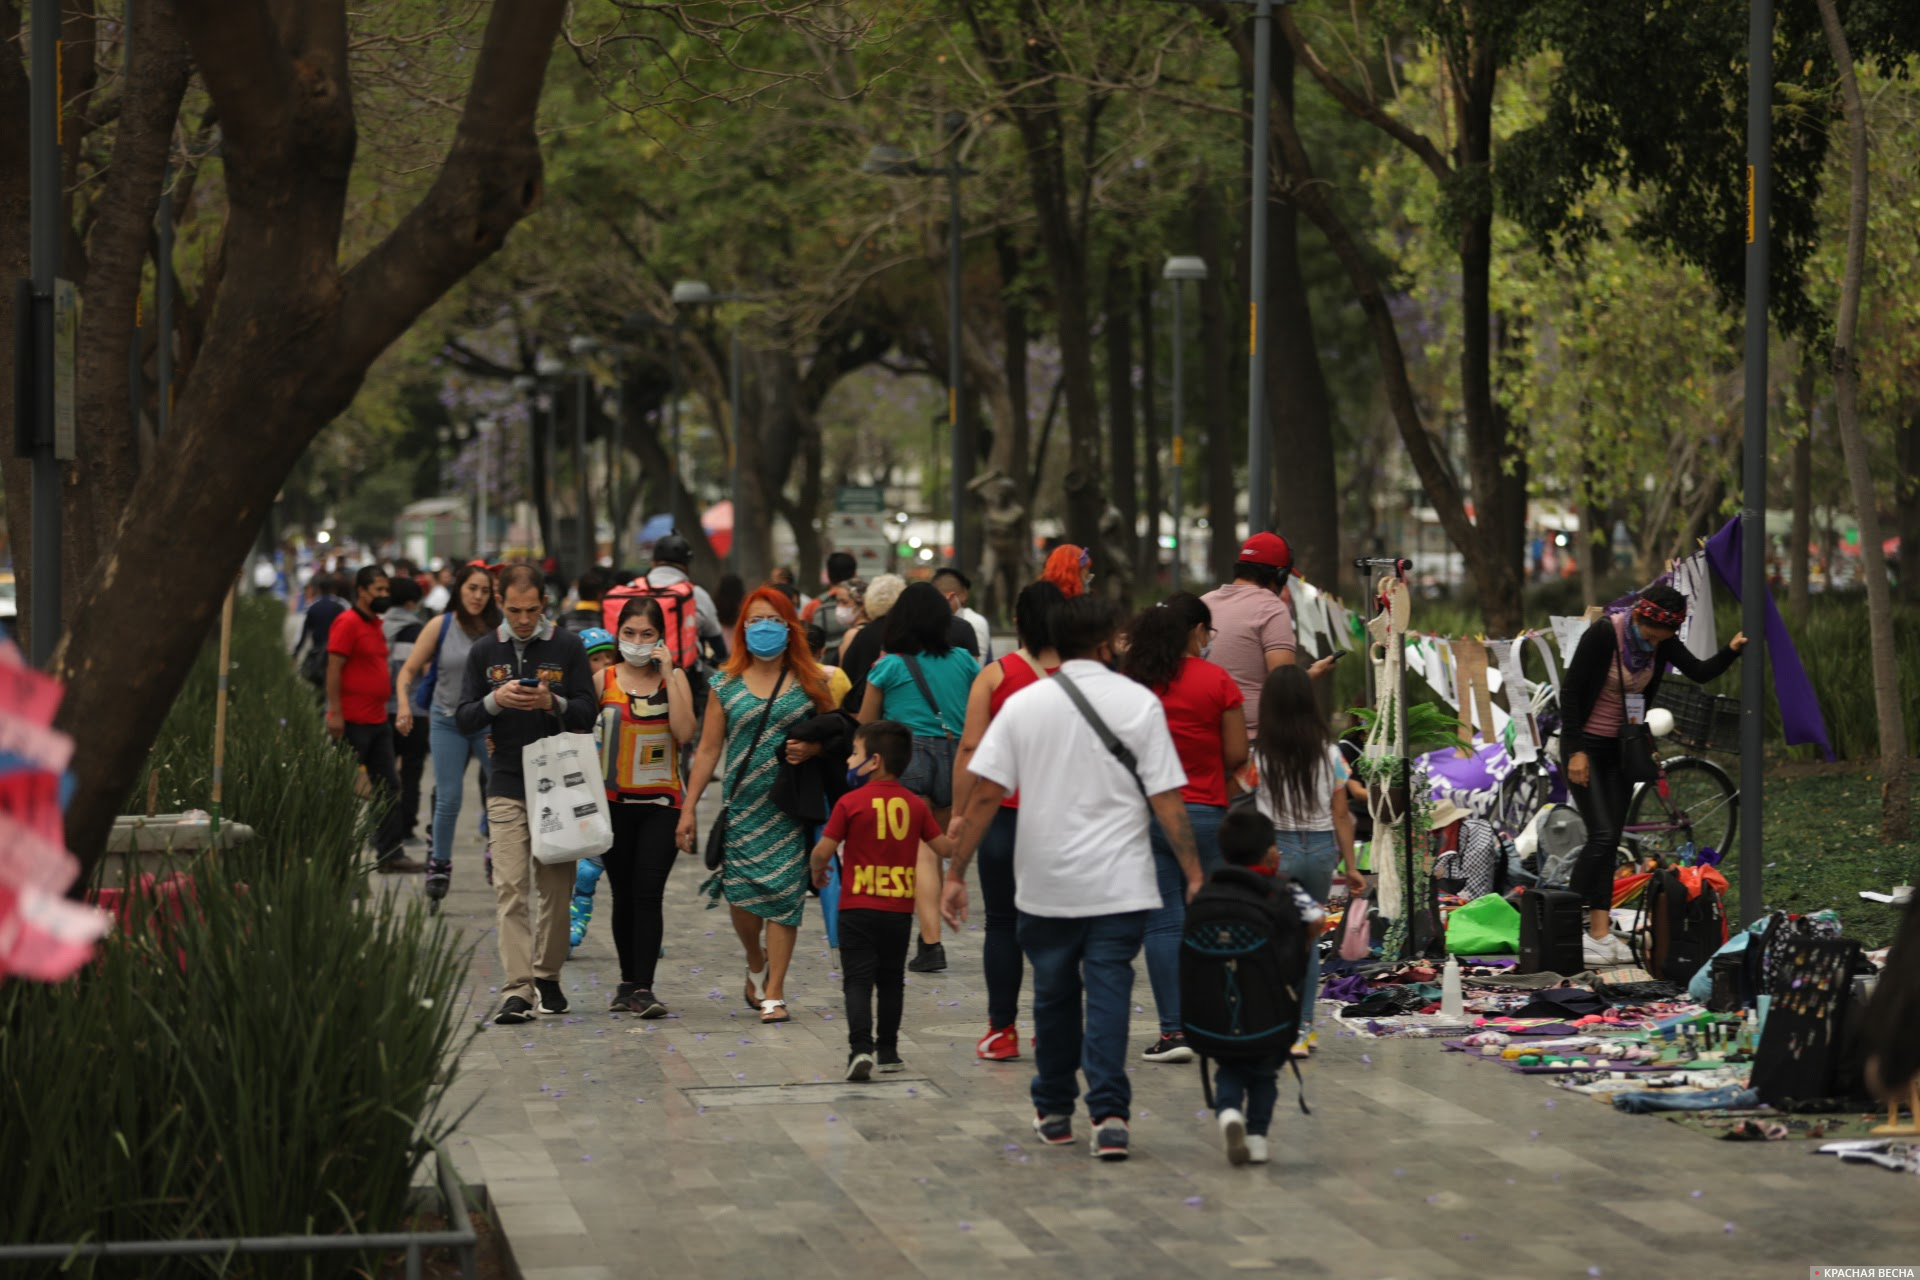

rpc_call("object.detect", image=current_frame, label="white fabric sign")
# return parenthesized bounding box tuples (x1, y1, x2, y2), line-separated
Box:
(1492, 639, 1539, 764)
(1672, 552, 1719, 662)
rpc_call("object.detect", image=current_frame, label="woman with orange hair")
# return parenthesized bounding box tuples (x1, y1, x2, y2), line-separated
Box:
(678, 587, 839, 1022)
(1041, 544, 1092, 599)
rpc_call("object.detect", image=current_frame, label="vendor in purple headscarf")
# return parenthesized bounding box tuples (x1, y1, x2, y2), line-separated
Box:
(1559, 583, 1747, 968)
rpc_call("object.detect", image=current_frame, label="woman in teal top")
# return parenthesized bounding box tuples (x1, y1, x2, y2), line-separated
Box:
(680, 588, 839, 1023)
(857, 581, 979, 972)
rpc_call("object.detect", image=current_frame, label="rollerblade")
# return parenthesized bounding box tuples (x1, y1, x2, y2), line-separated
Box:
(569, 857, 604, 954)
(424, 858, 452, 912)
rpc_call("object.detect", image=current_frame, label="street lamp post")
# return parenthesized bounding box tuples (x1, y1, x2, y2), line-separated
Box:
(863, 114, 975, 564)
(475, 416, 495, 561)
(1162, 256, 1208, 593)
(1737, 0, 1772, 926)
(24, 0, 62, 667)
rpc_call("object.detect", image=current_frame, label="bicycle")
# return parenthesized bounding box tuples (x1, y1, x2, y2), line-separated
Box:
(1489, 684, 1738, 870)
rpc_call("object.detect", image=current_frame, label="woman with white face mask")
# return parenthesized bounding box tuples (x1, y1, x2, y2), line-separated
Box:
(594, 596, 697, 1016)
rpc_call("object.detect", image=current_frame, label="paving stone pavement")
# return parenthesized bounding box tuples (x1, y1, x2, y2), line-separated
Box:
(379, 779, 1920, 1280)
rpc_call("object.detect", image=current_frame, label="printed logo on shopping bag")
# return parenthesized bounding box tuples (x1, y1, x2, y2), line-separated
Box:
(536, 776, 555, 794)
(538, 804, 563, 835)
(572, 803, 599, 820)
(562, 772, 586, 788)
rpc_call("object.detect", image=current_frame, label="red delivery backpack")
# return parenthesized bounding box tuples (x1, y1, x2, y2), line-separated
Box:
(602, 579, 700, 669)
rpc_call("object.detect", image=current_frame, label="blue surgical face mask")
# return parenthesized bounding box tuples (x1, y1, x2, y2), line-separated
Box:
(845, 753, 875, 789)
(744, 618, 789, 659)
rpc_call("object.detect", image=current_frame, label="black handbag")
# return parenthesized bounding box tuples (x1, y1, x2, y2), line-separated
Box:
(704, 667, 788, 871)
(1615, 651, 1660, 784)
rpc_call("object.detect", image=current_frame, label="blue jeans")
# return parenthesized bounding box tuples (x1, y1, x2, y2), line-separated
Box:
(429, 708, 492, 863)
(1017, 910, 1147, 1122)
(1276, 829, 1338, 1034)
(977, 808, 1023, 1030)
(1145, 803, 1226, 1034)
(1213, 1054, 1284, 1136)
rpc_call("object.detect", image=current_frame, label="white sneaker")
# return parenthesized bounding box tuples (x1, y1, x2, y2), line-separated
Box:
(1582, 932, 1617, 969)
(1246, 1135, 1270, 1164)
(1219, 1108, 1250, 1165)
(1604, 933, 1638, 965)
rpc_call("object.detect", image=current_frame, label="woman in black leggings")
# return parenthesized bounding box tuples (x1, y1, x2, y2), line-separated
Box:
(1559, 583, 1746, 966)
(596, 596, 698, 1016)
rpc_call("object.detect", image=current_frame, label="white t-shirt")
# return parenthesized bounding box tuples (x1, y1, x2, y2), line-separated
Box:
(1251, 742, 1347, 832)
(968, 660, 1187, 918)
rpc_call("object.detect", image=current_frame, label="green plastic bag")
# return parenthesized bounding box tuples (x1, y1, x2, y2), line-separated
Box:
(1445, 892, 1521, 955)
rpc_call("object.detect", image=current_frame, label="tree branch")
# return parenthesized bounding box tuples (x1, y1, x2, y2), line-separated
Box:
(334, 0, 567, 370)
(1277, 7, 1451, 183)
(171, 0, 300, 173)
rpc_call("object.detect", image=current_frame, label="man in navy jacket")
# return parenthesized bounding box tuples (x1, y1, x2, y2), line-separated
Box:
(458, 563, 597, 1025)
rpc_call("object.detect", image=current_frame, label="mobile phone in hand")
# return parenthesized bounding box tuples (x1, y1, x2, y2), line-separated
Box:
(518, 677, 541, 688)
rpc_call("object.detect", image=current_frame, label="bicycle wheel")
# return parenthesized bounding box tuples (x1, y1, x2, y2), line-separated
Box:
(1494, 759, 1554, 836)
(1624, 755, 1738, 863)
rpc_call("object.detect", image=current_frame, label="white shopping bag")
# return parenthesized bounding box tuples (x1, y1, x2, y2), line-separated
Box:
(522, 732, 613, 864)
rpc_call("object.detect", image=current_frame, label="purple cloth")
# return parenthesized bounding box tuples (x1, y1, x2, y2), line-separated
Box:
(1702, 517, 1834, 759)
(1418, 741, 1568, 821)
(1320, 974, 1374, 1003)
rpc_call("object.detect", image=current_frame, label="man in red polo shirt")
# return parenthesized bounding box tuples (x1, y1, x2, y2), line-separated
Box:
(328, 566, 421, 872)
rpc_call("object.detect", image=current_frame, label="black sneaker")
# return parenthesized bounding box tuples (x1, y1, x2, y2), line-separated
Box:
(1091, 1116, 1131, 1161)
(630, 988, 666, 1019)
(907, 941, 947, 973)
(1033, 1112, 1074, 1146)
(492, 996, 535, 1025)
(1141, 1032, 1196, 1064)
(608, 982, 639, 1012)
(535, 979, 569, 1016)
(846, 1052, 876, 1082)
(877, 1052, 905, 1073)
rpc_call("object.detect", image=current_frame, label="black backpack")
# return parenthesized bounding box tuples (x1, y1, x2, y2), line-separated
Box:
(1180, 869, 1312, 1113)
(1644, 868, 1725, 986)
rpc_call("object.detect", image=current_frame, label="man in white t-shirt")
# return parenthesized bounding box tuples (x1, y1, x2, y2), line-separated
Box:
(943, 596, 1203, 1161)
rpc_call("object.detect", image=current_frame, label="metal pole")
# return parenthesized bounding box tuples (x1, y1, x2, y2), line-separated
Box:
(1737, 0, 1771, 927)
(1244, 0, 1274, 539)
(947, 145, 966, 565)
(728, 324, 743, 573)
(1169, 281, 1185, 594)
(27, 0, 63, 669)
(609, 380, 623, 562)
(574, 369, 592, 574)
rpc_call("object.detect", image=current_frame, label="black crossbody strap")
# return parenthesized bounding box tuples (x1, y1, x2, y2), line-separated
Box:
(724, 667, 788, 804)
(1053, 669, 1146, 799)
(901, 654, 958, 738)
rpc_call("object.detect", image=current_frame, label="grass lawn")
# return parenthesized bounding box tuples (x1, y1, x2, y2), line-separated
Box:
(1715, 761, 1920, 950)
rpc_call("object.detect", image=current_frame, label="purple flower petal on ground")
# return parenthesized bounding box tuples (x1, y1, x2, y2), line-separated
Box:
(1184, 1196, 1203, 1207)
(1724, 1223, 1736, 1234)
(1690, 1190, 1703, 1198)
(1589, 1268, 1602, 1278)
(581, 1155, 592, 1162)
(1361, 1054, 1372, 1065)
(958, 1222, 973, 1232)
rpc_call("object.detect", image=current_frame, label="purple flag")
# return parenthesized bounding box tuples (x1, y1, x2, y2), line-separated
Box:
(1703, 517, 1834, 760)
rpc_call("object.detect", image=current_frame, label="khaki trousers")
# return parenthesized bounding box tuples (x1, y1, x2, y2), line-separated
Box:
(486, 796, 574, 1002)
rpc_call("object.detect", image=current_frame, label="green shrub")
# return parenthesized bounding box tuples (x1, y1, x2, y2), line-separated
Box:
(126, 596, 376, 884)
(0, 595, 474, 1273)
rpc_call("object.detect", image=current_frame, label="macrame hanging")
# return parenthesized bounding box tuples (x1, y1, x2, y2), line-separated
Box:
(1364, 576, 1410, 925)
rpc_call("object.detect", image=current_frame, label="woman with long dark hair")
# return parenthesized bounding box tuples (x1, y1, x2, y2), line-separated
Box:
(1122, 592, 1248, 1063)
(396, 561, 503, 894)
(1561, 583, 1746, 966)
(1251, 665, 1365, 1056)
(678, 588, 839, 1022)
(947, 579, 1064, 1061)
(858, 581, 980, 973)
(596, 595, 697, 1017)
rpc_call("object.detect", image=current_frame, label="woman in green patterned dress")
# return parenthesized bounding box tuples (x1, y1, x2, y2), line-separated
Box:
(679, 587, 840, 1023)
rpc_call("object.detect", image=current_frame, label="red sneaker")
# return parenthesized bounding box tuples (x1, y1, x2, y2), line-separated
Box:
(976, 1025, 1021, 1061)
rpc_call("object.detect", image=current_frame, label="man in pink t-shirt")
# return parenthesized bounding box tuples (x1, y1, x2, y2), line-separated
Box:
(1201, 533, 1332, 736)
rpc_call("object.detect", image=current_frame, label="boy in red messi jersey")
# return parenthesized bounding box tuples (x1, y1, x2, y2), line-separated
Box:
(812, 719, 956, 1080)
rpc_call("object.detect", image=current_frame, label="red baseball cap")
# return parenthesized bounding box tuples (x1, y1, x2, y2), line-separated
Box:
(1237, 532, 1292, 569)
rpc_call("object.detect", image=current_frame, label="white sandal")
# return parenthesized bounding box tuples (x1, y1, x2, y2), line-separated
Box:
(759, 998, 791, 1024)
(744, 965, 769, 1010)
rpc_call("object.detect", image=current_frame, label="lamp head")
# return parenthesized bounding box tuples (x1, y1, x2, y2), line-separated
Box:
(671, 279, 714, 306)
(861, 143, 922, 177)
(1162, 255, 1208, 281)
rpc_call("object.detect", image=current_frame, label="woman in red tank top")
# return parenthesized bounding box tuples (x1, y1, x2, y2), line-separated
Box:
(946, 581, 1065, 1062)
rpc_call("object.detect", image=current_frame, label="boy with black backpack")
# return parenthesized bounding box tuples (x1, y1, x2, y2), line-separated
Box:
(1183, 806, 1324, 1166)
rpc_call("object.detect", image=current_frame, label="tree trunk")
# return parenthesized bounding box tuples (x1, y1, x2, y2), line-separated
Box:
(1789, 347, 1816, 628)
(1263, 26, 1339, 591)
(620, 368, 723, 581)
(1137, 262, 1161, 591)
(1104, 251, 1137, 593)
(1195, 181, 1239, 584)
(529, 401, 556, 559)
(1816, 0, 1909, 839)
(0, 1, 36, 654)
(51, 0, 569, 879)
